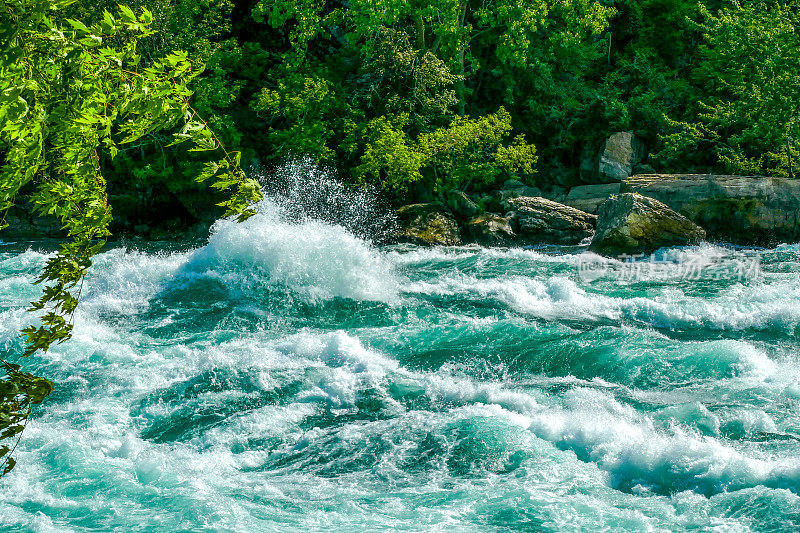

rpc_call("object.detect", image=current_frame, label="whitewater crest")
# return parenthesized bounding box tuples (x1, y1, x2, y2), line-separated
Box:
(182, 199, 399, 302)
(171, 162, 401, 303)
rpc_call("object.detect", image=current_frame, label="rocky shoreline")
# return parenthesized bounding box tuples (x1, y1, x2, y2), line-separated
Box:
(396, 173, 800, 255)
(392, 131, 800, 254)
(6, 172, 799, 255)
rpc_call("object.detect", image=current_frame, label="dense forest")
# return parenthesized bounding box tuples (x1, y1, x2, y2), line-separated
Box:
(60, 0, 800, 224)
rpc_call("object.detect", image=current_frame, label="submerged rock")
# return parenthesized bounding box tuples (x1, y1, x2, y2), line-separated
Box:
(504, 196, 597, 244)
(590, 193, 706, 256)
(597, 132, 645, 182)
(464, 213, 516, 245)
(396, 203, 461, 246)
(622, 174, 800, 245)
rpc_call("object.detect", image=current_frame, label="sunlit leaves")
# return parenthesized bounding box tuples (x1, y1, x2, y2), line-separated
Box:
(356, 114, 426, 192)
(244, 0, 624, 193)
(356, 108, 537, 193)
(0, 0, 261, 477)
(0, 361, 54, 475)
(660, 1, 800, 176)
(418, 107, 536, 190)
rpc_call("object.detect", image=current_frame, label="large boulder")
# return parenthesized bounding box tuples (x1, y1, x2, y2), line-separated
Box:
(563, 183, 621, 214)
(590, 193, 706, 256)
(597, 132, 645, 182)
(464, 213, 516, 245)
(622, 174, 800, 245)
(504, 196, 597, 245)
(396, 203, 461, 246)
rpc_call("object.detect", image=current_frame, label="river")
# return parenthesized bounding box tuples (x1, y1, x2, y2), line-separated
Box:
(1, 179, 799, 531)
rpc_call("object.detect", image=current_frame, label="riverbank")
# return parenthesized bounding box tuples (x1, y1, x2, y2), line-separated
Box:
(396, 174, 800, 254)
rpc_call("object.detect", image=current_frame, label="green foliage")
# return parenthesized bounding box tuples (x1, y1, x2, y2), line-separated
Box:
(252, 73, 341, 161)
(418, 108, 536, 191)
(355, 115, 426, 192)
(581, 0, 704, 171)
(355, 109, 537, 195)
(57, 0, 244, 225)
(48, 0, 800, 211)
(662, 1, 800, 176)
(0, 362, 53, 476)
(247, 0, 612, 194)
(0, 0, 261, 476)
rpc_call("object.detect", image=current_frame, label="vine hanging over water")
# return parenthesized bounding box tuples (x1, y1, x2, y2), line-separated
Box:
(0, 0, 262, 476)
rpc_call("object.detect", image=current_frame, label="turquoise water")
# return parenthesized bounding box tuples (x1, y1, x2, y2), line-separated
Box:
(1, 196, 800, 531)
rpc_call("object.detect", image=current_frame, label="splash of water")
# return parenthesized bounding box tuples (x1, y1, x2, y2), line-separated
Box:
(253, 158, 398, 242)
(182, 199, 399, 302)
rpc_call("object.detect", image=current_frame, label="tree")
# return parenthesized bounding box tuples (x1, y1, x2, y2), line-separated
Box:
(660, 1, 800, 175)
(0, 0, 262, 476)
(65, 0, 246, 226)
(354, 108, 537, 194)
(247, 0, 546, 195)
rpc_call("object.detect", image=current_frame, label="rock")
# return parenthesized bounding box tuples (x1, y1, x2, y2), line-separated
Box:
(500, 185, 543, 202)
(542, 186, 568, 203)
(563, 183, 621, 214)
(499, 180, 543, 202)
(567, 184, 621, 200)
(590, 193, 706, 256)
(464, 213, 516, 245)
(396, 203, 461, 246)
(3, 204, 64, 238)
(443, 190, 479, 220)
(598, 132, 645, 182)
(479, 192, 503, 214)
(622, 174, 800, 245)
(504, 196, 597, 245)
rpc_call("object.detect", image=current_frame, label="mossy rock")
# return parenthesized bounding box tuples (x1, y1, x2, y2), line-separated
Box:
(590, 193, 706, 256)
(396, 203, 461, 246)
(504, 196, 597, 245)
(464, 213, 515, 245)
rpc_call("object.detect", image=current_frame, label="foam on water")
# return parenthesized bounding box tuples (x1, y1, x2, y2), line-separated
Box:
(182, 200, 398, 303)
(1, 171, 800, 531)
(402, 265, 800, 333)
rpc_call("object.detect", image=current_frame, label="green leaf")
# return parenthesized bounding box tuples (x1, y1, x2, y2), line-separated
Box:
(65, 18, 91, 33)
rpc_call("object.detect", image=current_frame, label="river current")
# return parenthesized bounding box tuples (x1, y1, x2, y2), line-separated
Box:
(1, 183, 799, 531)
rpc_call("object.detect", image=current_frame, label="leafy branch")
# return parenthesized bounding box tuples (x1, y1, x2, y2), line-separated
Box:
(0, 0, 262, 477)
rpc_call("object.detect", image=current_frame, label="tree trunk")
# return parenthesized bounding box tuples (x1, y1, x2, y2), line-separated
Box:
(415, 15, 425, 50)
(456, 1, 468, 115)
